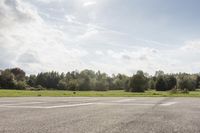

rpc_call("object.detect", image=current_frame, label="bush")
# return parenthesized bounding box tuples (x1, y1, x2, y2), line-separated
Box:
(0, 70, 16, 89)
(67, 80, 78, 91)
(57, 80, 68, 90)
(95, 81, 108, 91)
(155, 76, 167, 91)
(129, 71, 148, 92)
(15, 81, 27, 90)
(35, 85, 45, 91)
(165, 75, 177, 90)
(178, 76, 196, 91)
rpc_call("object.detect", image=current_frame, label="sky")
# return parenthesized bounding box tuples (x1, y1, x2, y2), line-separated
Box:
(1, 0, 200, 75)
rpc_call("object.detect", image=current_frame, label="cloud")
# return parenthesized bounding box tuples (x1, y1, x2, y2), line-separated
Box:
(95, 50, 104, 55)
(17, 52, 40, 64)
(65, 15, 76, 23)
(83, 1, 96, 7)
(0, 0, 89, 74)
(181, 40, 200, 51)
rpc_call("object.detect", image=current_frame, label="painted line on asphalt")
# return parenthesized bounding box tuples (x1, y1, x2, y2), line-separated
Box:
(160, 102, 177, 106)
(45, 103, 94, 109)
(96, 103, 155, 106)
(0, 102, 95, 109)
(0, 101, 178, 109)
(96, 101, 177, 106)
(113, 99, 136, 103)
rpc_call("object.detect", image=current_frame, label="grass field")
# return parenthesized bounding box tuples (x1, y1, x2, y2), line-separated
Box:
(0, 89, 200, 97)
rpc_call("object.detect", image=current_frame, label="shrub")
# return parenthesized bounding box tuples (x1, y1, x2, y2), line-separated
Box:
(95, 81, 108, 91)
(57, 80, 68, 90)
(178, 76, 196, 91)
(129, 71, 148, 92)
(15, 81, 27, 90)
(35, 85, 45, 91)
(155, 76, 167, 91)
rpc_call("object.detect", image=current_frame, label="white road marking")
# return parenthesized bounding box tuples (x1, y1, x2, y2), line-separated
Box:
(113, 99, 135, 103)
(96, 103, 155, 106)
(0, 100, 178, 109)
(160, 102, 177, 106)
(97, 101, 177, 106)
(0, 102, 94, 109)
(45, 102, 94, 109)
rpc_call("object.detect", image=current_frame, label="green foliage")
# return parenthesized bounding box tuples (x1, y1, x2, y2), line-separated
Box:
(148, 77, 156, 90)
(155, 70, 164, 77)
(36, 85, 45, 90)
(35, 71, 60, 89)
(155, 76, 167, 91)
(0, 68, 27, 90)
(94, 71, 109, 91)
(178, 75, 196, 91)
(67, 79, 79, 91)
(112, 74, 129, 90)
(57, 80, 68, 90)
(27, 75, 36, 87)
(165, 75, 177, 90)
(15, 81, 27, 90)
(129, 71, 148, 92)
(0, 67, 199, 93)
(10, 68, 26, 81)
(0, 70, 16, 89)
(196, 75, 200, 88)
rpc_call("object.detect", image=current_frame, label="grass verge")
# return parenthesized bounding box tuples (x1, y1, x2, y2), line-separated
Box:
(0, 89, 200, 97)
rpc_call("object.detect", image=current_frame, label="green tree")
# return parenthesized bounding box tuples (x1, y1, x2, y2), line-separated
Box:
(15, 81, 27, 90)
(35, 71, 60, 89)
(196, 75, 200, 89)
(129, 71, 148, 92)
(10, 68, 26, 81)
(27, 75, 36, 87)
(155, 76, 167, 91)
(94, 71, 109, 91)
(0, 70, 16, 89)
(178, 75, 196, 91)
(68, 79, 79, 91)
(165, 75, 177, 90)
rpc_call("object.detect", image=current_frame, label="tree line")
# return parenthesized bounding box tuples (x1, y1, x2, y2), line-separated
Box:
(0, 68, 200, 92)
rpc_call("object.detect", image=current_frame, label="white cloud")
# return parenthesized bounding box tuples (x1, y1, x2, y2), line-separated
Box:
(65, 15, 76, 23)
(83, 1, 96, 7)
(181, 40, 200, 51)
(95, 50, 103, 55)
(0, 0, 89, 74)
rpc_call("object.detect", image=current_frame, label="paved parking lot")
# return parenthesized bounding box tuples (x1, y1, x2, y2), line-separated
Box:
(0, 97, 200, 133)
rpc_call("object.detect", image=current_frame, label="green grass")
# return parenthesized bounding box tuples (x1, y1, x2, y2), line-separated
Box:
(0, 89, 200, 97)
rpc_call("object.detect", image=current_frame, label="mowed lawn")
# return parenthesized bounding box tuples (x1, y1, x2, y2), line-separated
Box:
(0, 89, 200, 97)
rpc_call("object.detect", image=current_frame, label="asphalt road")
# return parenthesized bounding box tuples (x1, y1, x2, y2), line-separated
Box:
(0, 97, 200, 133)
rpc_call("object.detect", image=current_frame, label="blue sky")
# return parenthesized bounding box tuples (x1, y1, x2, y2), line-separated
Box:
(0, 0, 200, 75)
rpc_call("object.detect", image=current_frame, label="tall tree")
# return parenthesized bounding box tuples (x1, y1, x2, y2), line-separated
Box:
(10, 68, 26, 81)
(0, 70, 16, 89)
(165, 75, 177, 90)
(129, 71, 148, 92)
(155, 76, 167, 91)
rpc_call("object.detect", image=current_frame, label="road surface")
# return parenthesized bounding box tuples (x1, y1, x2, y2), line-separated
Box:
(0, 97, 200, 133)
